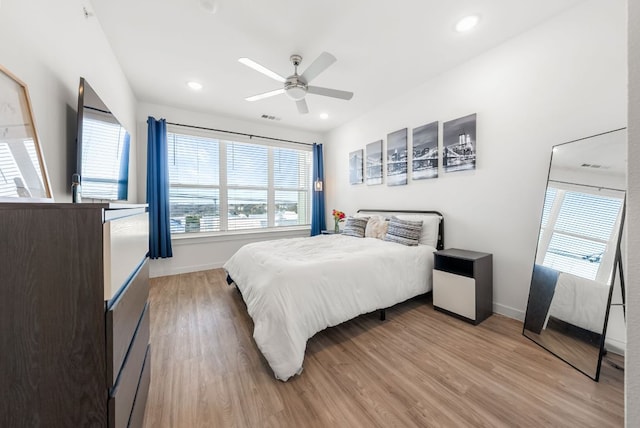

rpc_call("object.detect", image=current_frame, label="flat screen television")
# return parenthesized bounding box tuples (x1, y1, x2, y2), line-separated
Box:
(76, 77, 130, 201)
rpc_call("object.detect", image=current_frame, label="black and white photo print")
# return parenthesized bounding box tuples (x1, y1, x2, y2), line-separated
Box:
(443, 113, 477, 173)
(412, 121, 439, 180)
(386, 128, 408, 186)
(366, 140, 384, 185)
(349, 149, 363, 184)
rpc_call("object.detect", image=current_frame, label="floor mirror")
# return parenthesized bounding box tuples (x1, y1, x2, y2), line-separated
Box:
(523, 128, 626, 381)
(0, 65, 52, 201)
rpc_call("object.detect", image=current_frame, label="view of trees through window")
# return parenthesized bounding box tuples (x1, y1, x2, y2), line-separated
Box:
(167, 129, 311, 234)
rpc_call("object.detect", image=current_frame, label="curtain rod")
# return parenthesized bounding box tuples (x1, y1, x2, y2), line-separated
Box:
(165, 121, 314, 147)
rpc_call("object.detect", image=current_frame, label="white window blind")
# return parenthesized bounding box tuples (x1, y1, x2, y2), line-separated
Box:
(81, 114, 129, 200)
(168, 132, 220, 233)
(0, 139, 47, 198)
(274, 148, 311, 227)
(541, 187, 623, 281)
(167, 128, 312, 234)
(540, 187, 557, 228)
(0, 142, 23, 197)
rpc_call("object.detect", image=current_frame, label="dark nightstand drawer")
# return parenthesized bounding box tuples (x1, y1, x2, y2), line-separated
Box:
(106, 259, 149, 388)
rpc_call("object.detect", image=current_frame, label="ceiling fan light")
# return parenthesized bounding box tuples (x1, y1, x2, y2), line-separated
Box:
(285, 86, 307, 101)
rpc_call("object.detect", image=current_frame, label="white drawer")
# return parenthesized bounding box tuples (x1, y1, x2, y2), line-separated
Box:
(104, 212, 149, 301)
(433, 269, 476, 320)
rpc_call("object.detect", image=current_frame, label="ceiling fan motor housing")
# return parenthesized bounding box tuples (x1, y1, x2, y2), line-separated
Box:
(284, 75, 308, 101)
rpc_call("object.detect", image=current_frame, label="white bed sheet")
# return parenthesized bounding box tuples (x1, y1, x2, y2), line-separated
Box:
(223, 234, 435, 381)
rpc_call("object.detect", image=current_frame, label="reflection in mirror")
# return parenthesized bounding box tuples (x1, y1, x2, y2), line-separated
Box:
(523, 128, 626, 381)
(0, 66, 52, 201)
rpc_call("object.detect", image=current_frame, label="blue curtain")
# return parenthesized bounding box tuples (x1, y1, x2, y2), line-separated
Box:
(147, 117, 173, 258)
(310, 143, 326, 236)
(117, 132, 131, 200)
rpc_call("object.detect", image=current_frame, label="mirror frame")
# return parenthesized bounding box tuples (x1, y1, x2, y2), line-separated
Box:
(522, 128, 626, 381)
(0, 65, 52, 202)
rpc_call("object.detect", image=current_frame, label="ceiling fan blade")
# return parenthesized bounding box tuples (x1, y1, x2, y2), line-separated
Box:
(300, 52, 336, 84)
(245, 88, 285, 102)
(296, 99, 309, 114)
(238, 58, 286, 83)
(307, 86, 354, 100)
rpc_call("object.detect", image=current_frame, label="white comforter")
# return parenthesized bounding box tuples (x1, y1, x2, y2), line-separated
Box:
(223, 234, 434, 381)
(548, 272, 609, 333)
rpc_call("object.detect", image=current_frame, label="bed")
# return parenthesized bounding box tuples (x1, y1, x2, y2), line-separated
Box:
(223, 209, 444, 381)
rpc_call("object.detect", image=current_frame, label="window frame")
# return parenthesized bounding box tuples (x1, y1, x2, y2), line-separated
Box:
(166, 125, 312, 237)
(536, 181, 625, 284)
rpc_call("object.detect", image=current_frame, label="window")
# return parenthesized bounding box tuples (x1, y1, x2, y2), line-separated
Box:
(167, 128, 312, 234)
(537, 184, 624, 283)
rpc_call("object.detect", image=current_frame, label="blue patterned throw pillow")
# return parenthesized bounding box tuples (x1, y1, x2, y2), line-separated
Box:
(384, 217, 423, 246)
(342, 216, 369, 238)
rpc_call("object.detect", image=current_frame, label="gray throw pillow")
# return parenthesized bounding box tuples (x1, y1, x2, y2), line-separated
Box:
(342, 216, 369, 238)
(384, 216, 423, 246)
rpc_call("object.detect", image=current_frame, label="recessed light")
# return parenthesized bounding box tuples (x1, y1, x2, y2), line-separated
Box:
(320, 113, 329, 120)
(187, 81, 203, 91)
(455, 15, 479, 33)
(199, 0, 218, 14)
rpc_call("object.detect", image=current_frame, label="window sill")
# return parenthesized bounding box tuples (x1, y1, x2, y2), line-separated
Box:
(171, 226, 311, 245)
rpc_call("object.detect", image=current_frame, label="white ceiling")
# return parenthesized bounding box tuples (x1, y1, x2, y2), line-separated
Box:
(89, 0, 585, 133)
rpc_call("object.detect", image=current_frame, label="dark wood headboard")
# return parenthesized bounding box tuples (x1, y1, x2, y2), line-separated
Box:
(356, 209, 445, 250)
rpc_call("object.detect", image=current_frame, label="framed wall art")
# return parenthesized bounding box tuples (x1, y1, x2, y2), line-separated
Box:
(412, 121, 438, 180)
(366, 140, 383, 185)
(349, 149, 363, 184)
(443, 113, 476, 173)
(386, 128, 407, 186)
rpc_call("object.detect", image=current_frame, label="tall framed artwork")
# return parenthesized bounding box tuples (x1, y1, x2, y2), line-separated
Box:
(386, 128, 407, 186)
(443, 113, 476, 173)
(412, 121, 438, 180)
(366, 140, 383, 185)
(349, 149, 363, 184)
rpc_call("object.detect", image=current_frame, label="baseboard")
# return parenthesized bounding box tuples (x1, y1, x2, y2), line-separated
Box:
(605, 337, 626, 356)
(493, 303, 525, 321)
(149, 260, 226, 278)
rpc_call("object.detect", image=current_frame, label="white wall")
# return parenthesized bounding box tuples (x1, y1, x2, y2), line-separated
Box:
(0, 0, 138, 202)
(136, 102, 322, 277)
(627, 0, 639, 424)
(324, 0, 627, 321)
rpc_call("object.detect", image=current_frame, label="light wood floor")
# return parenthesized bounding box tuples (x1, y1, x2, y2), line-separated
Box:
(143, 269, 624, 428)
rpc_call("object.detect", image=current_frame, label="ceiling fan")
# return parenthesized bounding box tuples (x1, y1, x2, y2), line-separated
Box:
(239, 52, 354, 114)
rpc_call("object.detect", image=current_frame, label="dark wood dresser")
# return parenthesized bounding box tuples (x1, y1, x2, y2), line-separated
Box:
(0, 203, 151, 428)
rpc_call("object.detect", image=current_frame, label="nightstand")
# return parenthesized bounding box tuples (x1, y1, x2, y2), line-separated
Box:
(321, 230, 341, 235)
(433, 248, 493, 325)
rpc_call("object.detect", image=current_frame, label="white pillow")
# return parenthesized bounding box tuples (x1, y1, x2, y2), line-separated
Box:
(364, 215, 388, 239)
(395, 214, 441, 247)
